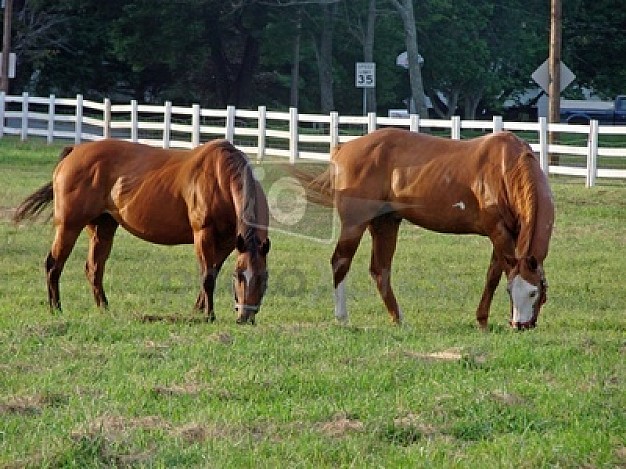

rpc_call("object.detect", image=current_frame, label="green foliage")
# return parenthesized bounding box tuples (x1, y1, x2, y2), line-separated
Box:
(564, 0, 626, 98)
(1, 137, 625, 466)
(5, 1, 624, 115)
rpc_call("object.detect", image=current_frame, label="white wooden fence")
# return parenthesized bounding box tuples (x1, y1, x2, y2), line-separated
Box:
(1, 92, 626, 187)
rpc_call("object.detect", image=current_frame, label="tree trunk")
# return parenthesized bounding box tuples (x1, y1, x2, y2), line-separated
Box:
(1, 0, 14, 93)
(317, 3, 337, 113)
(290, 8, 302, 108)
(363, 0, 376, 113)
(389, 0, 428, 118)
(463, 92, 482, 120)
(233, 34, 261, 107)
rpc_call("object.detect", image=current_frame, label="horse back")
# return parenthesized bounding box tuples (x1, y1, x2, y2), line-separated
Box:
(330, 128, 549, 237)
(51, 139, 233, 245)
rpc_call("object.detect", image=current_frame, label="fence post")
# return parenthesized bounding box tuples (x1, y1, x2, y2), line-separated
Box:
(162, 101, 171, 148)
(451, 115, 461, 140)
(289, 107, 298, 163)
(103, 98, 111, 140)
(74, 94, 83, 144)
(47, 94, 55, 144)
(586, 119, 599, 188)
(225, 105, 235, 143)
(410, 114, 420, 132)
(492, 115, 503, 133)
(367, 112, 377, 133)
(330, 111, 339, 152)
(192, 104, 200, 147)
(21, 92, 29, 141)
(130, 99, 138, 142)
(257, 105, 266, 161)
(538, 117, 548, 174)
(0, 92, 6, 139)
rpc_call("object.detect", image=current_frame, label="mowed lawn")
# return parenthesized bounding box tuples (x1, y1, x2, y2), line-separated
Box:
(0, 137, 624, 468)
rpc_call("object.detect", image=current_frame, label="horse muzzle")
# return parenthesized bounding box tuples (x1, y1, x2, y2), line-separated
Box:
(235, 304, 259, 325)
(509, 320, 537, 330)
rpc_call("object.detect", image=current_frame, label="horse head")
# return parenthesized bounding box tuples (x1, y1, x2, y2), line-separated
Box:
(505, 256, 548, 330)
(232, 233, 270, 324)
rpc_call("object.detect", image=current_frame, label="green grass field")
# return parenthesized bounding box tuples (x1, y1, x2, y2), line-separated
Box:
(1, 138, 624, 468)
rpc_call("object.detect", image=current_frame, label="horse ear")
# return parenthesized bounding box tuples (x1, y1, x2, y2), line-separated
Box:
(526, 256, 538, 271)
(236, 234, 246, 253)
(260, 238, 271, 256)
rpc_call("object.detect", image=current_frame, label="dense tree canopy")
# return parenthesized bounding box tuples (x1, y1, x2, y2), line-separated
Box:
(4, 0, 625, 118)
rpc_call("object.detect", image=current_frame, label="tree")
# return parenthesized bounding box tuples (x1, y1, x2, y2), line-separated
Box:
(414, 0, 548, 119)
(564, 0, 626, 98)
(387, 0, 428, 117)
(4, 0, 621, 117)
(309, 1, 340, 112)
(342, 0, 377, 113)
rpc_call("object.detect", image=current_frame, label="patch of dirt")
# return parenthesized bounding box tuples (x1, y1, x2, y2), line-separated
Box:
(317, 412, 364, 438)
(209, 331, 234, 345)
(490, 390, 525, 406)
(404, 348, 465, 361)
(71, 415, 171, 442)
(151, 383, 208, 397)
(393, 413, 440, 437)
(400, 347, 487, 366)
(0, 392, 68, 416)
(24, 321, 70, 339)
(176, 423, 214, 443)
(0, 206, 16, 221)
(138, 313, 208, 324)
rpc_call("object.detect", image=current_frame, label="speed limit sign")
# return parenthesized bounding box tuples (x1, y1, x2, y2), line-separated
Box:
(355, 62, 376, 88)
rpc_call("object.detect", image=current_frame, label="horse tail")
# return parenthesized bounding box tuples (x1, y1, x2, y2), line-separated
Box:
(289, 165, 335, 208)
(12, 146, 74, 223)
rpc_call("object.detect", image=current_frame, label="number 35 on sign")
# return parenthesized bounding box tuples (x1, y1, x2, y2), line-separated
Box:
(355, 62, 376, 88)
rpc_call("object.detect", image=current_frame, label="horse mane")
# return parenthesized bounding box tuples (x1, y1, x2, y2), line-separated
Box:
(216, 141, 259, 242)
(507, 151, 540, 259)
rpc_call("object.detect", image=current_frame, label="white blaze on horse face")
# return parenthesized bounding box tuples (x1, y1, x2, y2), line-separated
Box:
(509, 275, 539, 324)
(243, 267, 253, 288)
(334, 279, 348, 322)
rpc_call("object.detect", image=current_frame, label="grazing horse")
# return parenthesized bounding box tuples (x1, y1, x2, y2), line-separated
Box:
(13, 139, 270, 324)
(294, 128, 554, 329)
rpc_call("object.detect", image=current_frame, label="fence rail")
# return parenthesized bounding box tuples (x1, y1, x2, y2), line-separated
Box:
(2, 92, 625, 187)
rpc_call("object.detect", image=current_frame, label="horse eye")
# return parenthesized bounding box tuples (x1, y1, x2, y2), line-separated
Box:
(529, 290, 538, 298)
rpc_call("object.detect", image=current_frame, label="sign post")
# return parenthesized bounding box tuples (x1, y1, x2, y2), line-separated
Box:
(355, 62, 375, 115)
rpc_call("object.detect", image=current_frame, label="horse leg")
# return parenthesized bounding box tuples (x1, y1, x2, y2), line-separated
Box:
(193, 257, 227, 314)
(331, 222, 367, 323)
(476, 251, 503, 330)
(46, 224, 82, 313)
(85, 214, 119, 309)
(368, 215, 402, 324)
(477, 224, 515, 329)
(193, 228, 227, 322)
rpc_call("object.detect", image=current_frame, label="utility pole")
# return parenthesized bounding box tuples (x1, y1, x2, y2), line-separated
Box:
(548, 0, 562, 165)
(1, 0, 13, 93)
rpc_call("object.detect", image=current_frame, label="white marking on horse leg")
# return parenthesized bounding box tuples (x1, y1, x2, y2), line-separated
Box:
(452, 201, 466, 210)
(334, 278, 348, 323)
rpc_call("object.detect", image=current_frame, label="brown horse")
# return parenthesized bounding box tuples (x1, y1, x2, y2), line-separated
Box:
(13, 139, 270, 324)
(295, 128, 554, 329)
